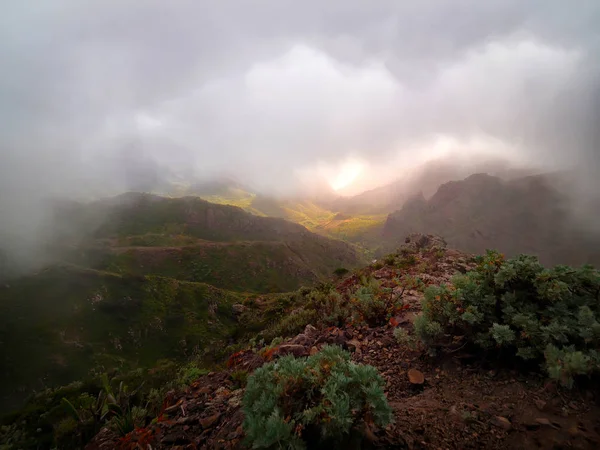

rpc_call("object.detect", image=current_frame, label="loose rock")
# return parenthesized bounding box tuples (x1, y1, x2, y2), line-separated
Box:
(408, 369, 425, 385)
(200, 413, 221, 430)
(491, 416, 512, 430)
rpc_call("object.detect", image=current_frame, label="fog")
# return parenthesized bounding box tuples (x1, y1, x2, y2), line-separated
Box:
(1, 1, 599, 271)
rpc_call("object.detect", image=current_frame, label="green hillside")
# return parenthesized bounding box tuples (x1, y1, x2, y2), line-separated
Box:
(0, 266, 241, 413)
(50, 193, 364, 292)
(182, 188, 388, 254)
(69, 239, 353, 293)
(0, 193, 365, 413)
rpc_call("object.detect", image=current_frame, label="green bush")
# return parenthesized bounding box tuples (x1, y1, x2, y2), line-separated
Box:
(333, 267, 349, 277)
(230, 370, 249, 389)
(393, 327, 417, 350)
(243, 345, 392, 449)
(177, 364, 209, 386)
(415, 250, 600, 387)
(263, 308, 319, 341)
(350, 277, 410, 327)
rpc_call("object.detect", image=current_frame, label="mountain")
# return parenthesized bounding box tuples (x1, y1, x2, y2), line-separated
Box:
(83, 234, 600, 449)
(0, 193, 363, 412)
(329, 156, 536, 215)
(47, 193, 363, 293)
(382, 172, 600, 266)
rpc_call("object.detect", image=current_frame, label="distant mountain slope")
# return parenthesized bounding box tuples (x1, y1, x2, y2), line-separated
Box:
(329, 156, 536, 215)
(382, 173, 600, 266)
(49, 193, 363, 292)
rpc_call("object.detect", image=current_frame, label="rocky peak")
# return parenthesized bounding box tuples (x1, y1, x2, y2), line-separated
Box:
(402, 233, 447, 252)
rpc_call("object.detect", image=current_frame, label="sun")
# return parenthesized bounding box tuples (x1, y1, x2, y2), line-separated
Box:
(329, 161, 364, 192)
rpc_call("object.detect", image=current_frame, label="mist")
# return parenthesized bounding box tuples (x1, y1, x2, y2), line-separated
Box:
(1, 1, 599, 273)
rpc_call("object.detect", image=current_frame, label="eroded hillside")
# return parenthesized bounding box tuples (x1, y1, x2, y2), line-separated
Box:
(383, 174, 600, 266)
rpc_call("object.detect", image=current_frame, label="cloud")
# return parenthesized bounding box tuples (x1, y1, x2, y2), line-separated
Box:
(0, 0, 599, 249)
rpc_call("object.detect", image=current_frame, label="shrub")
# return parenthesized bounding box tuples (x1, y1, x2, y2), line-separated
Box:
(177, 364, 209, 386)
(264, 273, 418, 335)
(384, 255, 396, 266)
(415, 250, 600, 387)
(264, 308, 319, 341)
(393, 327, 417, 350)
(351, 277, 408, 327)
(243, 345, 393, 449)
(230, 370, 249, 389)
(333, 267, 349, 277)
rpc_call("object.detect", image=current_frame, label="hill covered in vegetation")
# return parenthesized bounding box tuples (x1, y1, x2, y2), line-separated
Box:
(0, 193, 364, 416)
(47, 193, 364, 293)
(3, 234, 600, 449)
(0, 266, 243, 413)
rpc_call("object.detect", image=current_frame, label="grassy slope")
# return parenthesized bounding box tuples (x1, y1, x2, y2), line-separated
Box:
(76, 241, 319, 293)
(0, 266, 241, 413)
(52, 193, 364, 291)
(194, 191, 387, 255)
(0, 193, 371, 414)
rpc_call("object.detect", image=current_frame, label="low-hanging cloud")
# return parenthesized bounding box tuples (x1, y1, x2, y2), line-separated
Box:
(0, 0, 599, 262)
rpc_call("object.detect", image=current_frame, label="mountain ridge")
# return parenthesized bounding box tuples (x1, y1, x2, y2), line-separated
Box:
(382, 172, 600, 266)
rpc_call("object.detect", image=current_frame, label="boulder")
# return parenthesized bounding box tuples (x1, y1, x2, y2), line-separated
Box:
(491, 416, 512, 430)
(275, 344, 307, 358)
(232, 304, 246, 315)
(402, 234, 447, 251)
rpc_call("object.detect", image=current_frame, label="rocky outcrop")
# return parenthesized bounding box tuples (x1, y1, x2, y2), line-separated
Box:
(401, 233, 447, 251)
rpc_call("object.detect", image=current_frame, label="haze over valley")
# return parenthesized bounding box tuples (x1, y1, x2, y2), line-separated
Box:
(1, 2, 600, 449)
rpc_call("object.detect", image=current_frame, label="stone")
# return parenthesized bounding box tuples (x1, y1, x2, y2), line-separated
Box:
(346, 339, 362, 353)
(215, 386, 230, 398)
(290, 333, 312, 346)
(200, 413, 221, 429)
(534, 399, 547, 411)
(534, 418, 559, 429)
(232, 304, 246, 315)
(276, 344, 307, 357)
(491, 416, 512, 430)
(408, 368, 425, 385)
(228, 391, 243, 408)
(303, 324, 317, 336)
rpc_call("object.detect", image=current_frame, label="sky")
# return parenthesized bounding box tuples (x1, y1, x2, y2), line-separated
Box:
(0, 1, 599, 211)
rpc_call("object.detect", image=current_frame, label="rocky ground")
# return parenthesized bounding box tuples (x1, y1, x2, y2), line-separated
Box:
(87, 235, 600, 449)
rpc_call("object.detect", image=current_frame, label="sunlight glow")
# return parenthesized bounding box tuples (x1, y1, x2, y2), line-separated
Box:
(329, 160, 364, 191)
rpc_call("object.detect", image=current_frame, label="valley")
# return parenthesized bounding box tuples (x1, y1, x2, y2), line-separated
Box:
(2, 168, 600, 449)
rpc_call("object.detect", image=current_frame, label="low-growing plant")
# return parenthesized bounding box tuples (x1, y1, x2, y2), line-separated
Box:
(414, 250, 600, 387)
(393, 327, 417, 350)
(243, 345, 393, 449)
(350, 277, 409, 327)
(263, 308, 319, 341)
(230, 370, 249, 389)
(384, 254, 396, 266)
(177, 364, 209, 386)
(333, 267, 349, 277)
